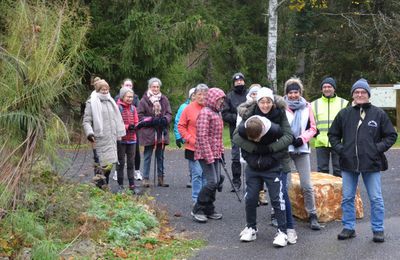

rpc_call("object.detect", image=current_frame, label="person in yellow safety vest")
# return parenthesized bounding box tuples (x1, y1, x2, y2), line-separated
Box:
(311, 77, 348, 177)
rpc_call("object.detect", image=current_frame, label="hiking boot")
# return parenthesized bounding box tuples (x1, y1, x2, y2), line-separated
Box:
(337, 228, 356, 240)
(206, 212, 222, 220)
(142, 179, 150, 188)
(270, 214, 278, 228)
(273, 229, 288, 247)
(158, 176, 169, 187)
(258, 190, 268, 206)
(134, 170, 143, 181)
(309, 213, 321, 230)
(240, 227, 257, 242)
(372, 231, 384, 243)
(287, 229, 297, 245)
(191, 211, 207, 223)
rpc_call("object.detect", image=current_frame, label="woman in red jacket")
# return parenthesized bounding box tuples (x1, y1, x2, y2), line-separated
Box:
(116, 87, 139, 193)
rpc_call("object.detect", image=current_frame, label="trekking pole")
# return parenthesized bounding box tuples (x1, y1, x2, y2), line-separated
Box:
(220, 157, 242, 202)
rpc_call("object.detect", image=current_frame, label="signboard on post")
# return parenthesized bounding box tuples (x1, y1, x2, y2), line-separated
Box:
(370, 85, 396, 108)
(370, 84, 400, 130)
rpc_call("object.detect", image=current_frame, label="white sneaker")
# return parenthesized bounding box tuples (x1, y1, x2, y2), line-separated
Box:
(112, 171, 118, 181)
(287, 229, 297, 244)
(240, 227, 257, 242)
(134, 170, 143, 181)
(273, 229, 288, 247)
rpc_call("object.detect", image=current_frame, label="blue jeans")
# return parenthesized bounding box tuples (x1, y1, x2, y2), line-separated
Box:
(342, 170, 384, 232)
(143, 144, 165, 179)
(188, 159, 206, 203)
(281, 172, 295, 229)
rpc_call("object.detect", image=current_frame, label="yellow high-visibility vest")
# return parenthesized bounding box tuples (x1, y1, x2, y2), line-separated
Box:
(311, 95, 348, 147)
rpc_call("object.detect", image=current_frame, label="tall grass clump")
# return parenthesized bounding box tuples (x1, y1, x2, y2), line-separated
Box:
(0, 0, 90, 209)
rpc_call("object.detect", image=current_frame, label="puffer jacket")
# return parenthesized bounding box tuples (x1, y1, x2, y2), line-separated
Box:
(117, 99, 139, 143)
(222, 88, 247, 137)
(194, 88, 225, 164)
(329, 103, 397, 173)
(137, 91, 172, 146)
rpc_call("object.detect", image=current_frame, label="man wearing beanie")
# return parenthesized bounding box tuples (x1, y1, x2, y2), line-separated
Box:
(222, 72, 248, 191)
(329, 78, 397, 243)
(311, 77, 348, 177)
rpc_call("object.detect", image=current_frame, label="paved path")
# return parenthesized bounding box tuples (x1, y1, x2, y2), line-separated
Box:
(63, 148, 400, 260)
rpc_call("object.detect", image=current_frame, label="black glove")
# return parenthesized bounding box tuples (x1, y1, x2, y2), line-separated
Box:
(128, 124, 135, 131)
(292, 137, 303, 148)
(87, 134, 95, 143)
(160, 117, 168, 126)
(152, 117, 161, 126)
(175, 138, 183, 148)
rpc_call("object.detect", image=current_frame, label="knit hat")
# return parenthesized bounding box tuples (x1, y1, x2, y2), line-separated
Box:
(284, 77, 304, 95)
(93, 77, 109, 92)
(245, 115, 272, 139)
(232, 72, 245, 82)
(246, 84, 261, 101)
(320, 77, 336, 89)
(351, 78, 371, 97)
(119, 87, 133, 99)
(188, 87, 196, 98)
(256, 87, 274, 103)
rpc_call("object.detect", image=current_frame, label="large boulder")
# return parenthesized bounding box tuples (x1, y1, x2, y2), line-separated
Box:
(288, 172, 364, 222)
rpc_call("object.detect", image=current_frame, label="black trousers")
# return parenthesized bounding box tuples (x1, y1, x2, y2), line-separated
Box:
(117, 142, 136, 186)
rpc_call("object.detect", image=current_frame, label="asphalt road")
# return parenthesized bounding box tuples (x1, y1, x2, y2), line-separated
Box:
(63, 148, 400, 260)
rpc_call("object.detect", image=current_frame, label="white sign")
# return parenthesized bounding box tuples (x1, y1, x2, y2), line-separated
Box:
(370, 87, 396, 108)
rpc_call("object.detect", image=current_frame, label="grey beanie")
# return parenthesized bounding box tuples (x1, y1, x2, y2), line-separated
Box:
(351, 78, 370, 97)
(232, 72, 245, 82)
(320, 77, 336, 89)
(119, 87, 133, 99)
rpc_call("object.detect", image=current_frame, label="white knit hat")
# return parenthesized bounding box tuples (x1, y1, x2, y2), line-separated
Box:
(188, 88, 196, 98)
(256, 87, 274, 103)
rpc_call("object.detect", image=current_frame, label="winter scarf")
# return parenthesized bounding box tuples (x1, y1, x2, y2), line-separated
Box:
(90, 90, 125, 137)
(147, 90, 162, 116)
(285, 96, 307, 137)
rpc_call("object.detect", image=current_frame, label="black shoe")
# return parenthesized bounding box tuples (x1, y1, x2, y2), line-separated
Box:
(337, 228, 356, 240)
(372, 231, 384, 243)
(309, 213, 321, 230)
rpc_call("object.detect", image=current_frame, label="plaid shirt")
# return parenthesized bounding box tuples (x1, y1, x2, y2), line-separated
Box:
(195, 88, 225, 163)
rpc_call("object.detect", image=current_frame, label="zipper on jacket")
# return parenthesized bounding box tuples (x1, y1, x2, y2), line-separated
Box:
(355, 108, 364, 172)
(257, 155, 261, 169)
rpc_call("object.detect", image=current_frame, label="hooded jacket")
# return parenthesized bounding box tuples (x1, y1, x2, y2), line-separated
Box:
(194, 88, 226, 164)
(328, 103, 397, 172)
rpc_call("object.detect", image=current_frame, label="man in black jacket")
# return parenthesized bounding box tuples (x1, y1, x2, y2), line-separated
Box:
(222, 72, 248, 191)
(328, 78, 397, 243)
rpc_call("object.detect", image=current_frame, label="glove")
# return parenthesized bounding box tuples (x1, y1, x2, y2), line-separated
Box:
(152, 117, 161, 126)
(87, 134, 95, 143)
(128, 124, 135, 131)
(175, 138, 183, 148)
(160, 117, 168, 126)
(292, 137, 303, 148)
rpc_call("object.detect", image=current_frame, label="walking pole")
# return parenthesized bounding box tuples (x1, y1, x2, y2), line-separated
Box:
(220, 157, 242, 202)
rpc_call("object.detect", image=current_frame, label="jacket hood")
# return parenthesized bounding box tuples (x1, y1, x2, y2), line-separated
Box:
(117, 99, 130, 107)
(206, 88, 225, 111)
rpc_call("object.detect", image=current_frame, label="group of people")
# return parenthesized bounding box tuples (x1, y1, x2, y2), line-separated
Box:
(83, 72, 397, 248)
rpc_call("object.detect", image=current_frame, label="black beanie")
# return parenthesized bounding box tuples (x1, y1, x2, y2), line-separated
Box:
(320, 77, 336, 89)
(285, 83, 301, 94)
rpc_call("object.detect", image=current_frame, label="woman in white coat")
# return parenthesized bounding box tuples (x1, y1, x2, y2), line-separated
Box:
(83, 77, 126, 186)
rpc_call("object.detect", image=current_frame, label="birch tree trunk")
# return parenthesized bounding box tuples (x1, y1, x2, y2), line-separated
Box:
(267, 0, 278, 93)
